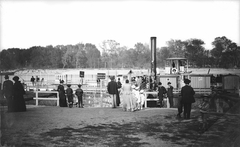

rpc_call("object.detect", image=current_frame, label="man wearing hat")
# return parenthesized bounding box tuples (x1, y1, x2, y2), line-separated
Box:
(66, 84, 74, 108)
(167, 82, 174, 108)
(3, 75, 14, 112)
(75, 84, 84, 108)
(157, 82, 167, 108)
(181, 79, 195, 119)
(107, 76, 118, 108)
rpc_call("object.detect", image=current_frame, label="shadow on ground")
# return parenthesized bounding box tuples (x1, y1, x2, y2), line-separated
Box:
(2, 106, 239, 147)
(32, 112, 219, 147)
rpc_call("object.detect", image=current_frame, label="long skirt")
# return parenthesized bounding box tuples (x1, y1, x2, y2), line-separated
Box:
(131, 94, 137, 110)
(13, 95, 26, 112)
(59, 92, 67, 107)
(122, 93, 133, 111)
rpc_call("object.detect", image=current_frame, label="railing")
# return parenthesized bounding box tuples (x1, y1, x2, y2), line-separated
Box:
(173, 88, 212, 94)
(144, 91, 170, 108)
(33, 91, 59, 106)
(144, 91, 158, 108)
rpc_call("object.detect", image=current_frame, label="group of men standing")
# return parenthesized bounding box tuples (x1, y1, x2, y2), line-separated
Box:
(157, 78, 195, 119)
(107, 75, 195, 119)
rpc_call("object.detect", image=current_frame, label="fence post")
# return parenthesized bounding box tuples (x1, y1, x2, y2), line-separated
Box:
(36, 91, 38, 106)
(144, 93, 147, 108)
(100, 90, 103, 107)
(56, 92, 59, 106)
(93, 91, 95, 107)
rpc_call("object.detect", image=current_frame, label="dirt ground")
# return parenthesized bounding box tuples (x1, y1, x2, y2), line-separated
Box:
(1, 102, 240, 147)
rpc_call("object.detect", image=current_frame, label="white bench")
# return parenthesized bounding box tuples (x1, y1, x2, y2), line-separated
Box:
(144, 91, 170, 108)
(33, 91, 59, 106)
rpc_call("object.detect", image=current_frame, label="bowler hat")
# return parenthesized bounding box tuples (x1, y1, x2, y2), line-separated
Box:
(167, 82, 171, 85)
(184, 79, 191, 84)
(13, 76, 19, 81)
(4, 75, 9, 79)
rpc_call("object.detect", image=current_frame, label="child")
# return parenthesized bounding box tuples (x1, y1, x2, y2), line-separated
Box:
(139, 89, 145, 110)
(75, 84, 84, 108)
(134, 85, 141, 110)
(66, 84, 73, 108)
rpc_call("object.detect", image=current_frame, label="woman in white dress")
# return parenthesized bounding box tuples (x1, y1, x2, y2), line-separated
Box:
(122, 79, 133, 111)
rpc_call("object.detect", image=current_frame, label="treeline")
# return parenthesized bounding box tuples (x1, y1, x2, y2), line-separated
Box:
(0, 36, 239, 70)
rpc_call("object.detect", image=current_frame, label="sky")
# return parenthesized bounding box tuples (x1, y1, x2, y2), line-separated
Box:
(0, 0, 239, 51)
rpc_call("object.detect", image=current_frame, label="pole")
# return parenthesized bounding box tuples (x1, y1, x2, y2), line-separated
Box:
(150, 37, 157, 89)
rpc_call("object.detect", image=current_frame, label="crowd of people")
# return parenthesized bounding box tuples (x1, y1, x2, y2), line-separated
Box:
(107, 76, 147, 112)
(57, 81, 84, 108)
(107, 76, 195, 119)
(3, 73, 195, 119)
(3, 75, 26, 112)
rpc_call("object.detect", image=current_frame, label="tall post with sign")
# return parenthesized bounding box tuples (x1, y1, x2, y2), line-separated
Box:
(79, 71, 84, 85)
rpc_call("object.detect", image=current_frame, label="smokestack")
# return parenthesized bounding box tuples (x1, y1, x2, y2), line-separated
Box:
(150, 37, 157, 81)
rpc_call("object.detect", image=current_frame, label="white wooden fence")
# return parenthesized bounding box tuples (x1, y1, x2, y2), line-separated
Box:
(33, 91, 59, 106)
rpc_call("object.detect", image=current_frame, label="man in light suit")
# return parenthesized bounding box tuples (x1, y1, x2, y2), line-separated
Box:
(107, 76, 118, 108)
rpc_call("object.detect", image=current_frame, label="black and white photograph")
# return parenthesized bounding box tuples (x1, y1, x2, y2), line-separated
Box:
(0, 0, 240, 146)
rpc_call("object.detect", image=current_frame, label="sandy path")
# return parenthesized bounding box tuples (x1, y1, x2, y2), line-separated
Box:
(1, 106, 180, 147)
(1, 104, 240, 147)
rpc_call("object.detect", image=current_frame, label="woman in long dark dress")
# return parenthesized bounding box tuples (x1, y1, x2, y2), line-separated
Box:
(57, 81, 67, 107)
(12, 76, 26, 112)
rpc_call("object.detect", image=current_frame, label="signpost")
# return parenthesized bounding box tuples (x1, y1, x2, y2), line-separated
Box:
(80, 71, 84, 85)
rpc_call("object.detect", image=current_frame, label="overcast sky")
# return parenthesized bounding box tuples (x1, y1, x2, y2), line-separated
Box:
(0, 0, 239, 51)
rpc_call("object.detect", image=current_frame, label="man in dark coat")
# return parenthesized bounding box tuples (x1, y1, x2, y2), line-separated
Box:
(181, 79, 195, 119)
(167, 82, 174, 108)
(3, 75, 14, 112)
(107, 76, 118, 108)
(66, 84, 73, 108)
(116, 78, 122, 106)
(30, 76, 35, 86)
(157, 82, 167, 107)
(75, 84, 84, 108)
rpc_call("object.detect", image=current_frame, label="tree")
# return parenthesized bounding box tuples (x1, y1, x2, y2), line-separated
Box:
(29, 46, 51, 68)
(46, 45, 62, 68)
(166, 39, 186, 57)
(0, 49, 14, 70)
(157, 47, 171, 68)
(100, 40, 120, 68)
(185, 39, 205, 67)
(134, 43, 151, 68)
(210, 36, 236, 68)
(84, 43, 101, 68)
(61, 45, 76, 68)
(75, 43, 87, 68)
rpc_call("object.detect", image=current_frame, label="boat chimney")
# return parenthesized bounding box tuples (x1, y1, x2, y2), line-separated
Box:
(150, 37, 157, 81)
